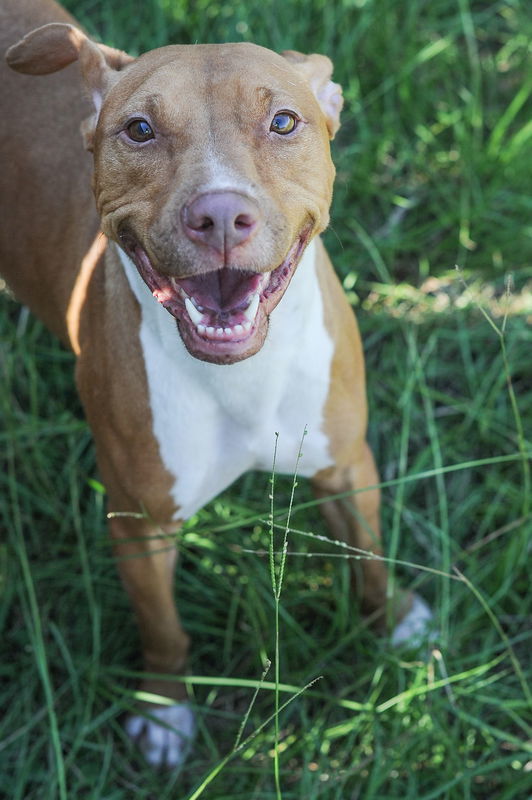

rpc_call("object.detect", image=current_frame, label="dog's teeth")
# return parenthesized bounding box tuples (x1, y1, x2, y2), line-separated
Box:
(185, 297, 203, 326)
(259, 273, 270, 290)
(195, 320, 252, 341)
(243, 293, 260, 323)
(153, 288, 171, 304)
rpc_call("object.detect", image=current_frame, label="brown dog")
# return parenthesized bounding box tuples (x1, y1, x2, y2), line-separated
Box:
(1, 0, 431, 767)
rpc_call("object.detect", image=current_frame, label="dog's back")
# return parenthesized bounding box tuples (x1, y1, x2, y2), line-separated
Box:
(0, 0, 98, 344)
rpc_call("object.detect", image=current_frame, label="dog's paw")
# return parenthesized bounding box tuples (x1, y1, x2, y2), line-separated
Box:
(125, 702, 195, 768)
(391, 593, 434, 649)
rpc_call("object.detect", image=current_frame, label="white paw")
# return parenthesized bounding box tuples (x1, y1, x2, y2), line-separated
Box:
(125, 702, 195, 768)
(391, 593, 434, 648)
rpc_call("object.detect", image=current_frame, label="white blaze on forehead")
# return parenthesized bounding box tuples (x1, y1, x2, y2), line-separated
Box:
(118, 239, 334, 521)
(200, 146, 259, 198)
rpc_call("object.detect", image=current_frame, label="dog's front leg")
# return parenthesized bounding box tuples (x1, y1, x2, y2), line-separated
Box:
(109, 514, 194, 767)
(312, 442, 432, 643)
(311, 443, 399, 623)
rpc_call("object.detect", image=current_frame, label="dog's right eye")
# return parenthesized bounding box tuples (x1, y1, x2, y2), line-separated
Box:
(126, 119, 155, 142)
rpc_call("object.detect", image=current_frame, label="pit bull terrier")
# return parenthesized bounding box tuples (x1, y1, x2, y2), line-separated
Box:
(1, 0, 431, 768)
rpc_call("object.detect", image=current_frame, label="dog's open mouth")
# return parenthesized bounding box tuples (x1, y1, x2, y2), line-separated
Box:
(120, 230, 310, 363)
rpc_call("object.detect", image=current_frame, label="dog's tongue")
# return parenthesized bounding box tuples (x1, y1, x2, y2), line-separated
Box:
(176, 268, 265, 312)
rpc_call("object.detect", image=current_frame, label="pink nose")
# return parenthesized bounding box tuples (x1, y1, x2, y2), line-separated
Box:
(182, 191, 259, 254)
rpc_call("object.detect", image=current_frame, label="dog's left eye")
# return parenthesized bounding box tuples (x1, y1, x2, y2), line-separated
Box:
(126, 119, 155, 142)
(270, 112, 298, 135)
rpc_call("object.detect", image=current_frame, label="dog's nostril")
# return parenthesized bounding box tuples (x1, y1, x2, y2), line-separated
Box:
(197, 217, 214, 231)
(235, 214, 254, 230)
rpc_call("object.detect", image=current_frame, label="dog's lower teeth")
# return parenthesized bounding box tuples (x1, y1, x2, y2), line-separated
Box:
(186, 291, 259, 340)
(243, 293, 260, 323)
(197, 321, 254, 340)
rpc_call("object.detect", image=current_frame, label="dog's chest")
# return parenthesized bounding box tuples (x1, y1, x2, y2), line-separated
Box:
(119, 243, 334, 519)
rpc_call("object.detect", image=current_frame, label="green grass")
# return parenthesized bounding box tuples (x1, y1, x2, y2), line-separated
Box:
(1, 0, 531, 797)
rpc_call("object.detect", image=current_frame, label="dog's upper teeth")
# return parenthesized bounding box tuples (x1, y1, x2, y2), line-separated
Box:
(243, 293, 260, 323)
(153, 287, 173, 304)
(259, 273, 270, 291)
(185, 297, 204, 326)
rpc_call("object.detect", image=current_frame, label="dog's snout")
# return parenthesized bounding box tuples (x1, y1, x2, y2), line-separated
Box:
(182, 191, 259, 254)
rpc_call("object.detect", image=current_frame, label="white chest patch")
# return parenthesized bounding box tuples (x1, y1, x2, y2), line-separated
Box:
(119, 241, 334, 520)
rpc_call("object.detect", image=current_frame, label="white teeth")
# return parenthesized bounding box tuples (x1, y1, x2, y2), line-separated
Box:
(184, 290, 259, 341)
(259, 273, 271, 291)
(243, 293, 260, 323)
(185, 296, 204, 326)
(196, 320, 252, 340)
(153, 288, 173, 304)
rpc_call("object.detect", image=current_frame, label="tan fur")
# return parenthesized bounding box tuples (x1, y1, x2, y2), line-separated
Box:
(1, 0, 411, 728)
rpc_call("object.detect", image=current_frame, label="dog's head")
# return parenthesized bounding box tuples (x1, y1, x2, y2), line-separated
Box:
(7, 25, 343, 364)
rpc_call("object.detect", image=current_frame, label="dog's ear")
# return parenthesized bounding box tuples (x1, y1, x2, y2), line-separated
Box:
(6, 23, 133, 148)
(281, 50, 343, 139)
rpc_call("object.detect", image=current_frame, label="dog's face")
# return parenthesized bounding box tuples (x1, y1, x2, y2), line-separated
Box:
(94, 44, 338, 363)
(7, 29, 342, 364)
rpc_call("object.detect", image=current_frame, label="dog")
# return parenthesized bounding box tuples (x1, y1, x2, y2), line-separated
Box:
(1, 0, 431, 768)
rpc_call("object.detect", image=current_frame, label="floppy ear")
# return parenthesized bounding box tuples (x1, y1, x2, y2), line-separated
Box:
(6, 23, 133, 149)
(282, 50, 343, 138)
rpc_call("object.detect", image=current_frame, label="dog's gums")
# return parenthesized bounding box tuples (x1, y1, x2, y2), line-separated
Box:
(120, 229, 310, 363)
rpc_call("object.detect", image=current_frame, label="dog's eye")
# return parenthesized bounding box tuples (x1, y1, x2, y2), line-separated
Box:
(126, 119, 154, 142)
(270, 112, 298, 135)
